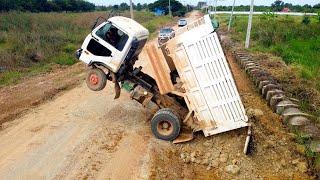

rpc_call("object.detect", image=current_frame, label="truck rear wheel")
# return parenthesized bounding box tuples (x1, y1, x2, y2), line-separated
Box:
(151, 109, 181, 141)
(86, 68, 107, 91)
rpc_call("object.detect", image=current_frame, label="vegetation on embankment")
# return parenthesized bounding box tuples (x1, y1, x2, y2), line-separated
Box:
(215, 13, 320, 174)
(216, 14, 320, 117)
(231, 14, 320, 81)
(0, 11, 172, 86)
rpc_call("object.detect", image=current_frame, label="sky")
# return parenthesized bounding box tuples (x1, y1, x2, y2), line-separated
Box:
(88, 0, 319, 6)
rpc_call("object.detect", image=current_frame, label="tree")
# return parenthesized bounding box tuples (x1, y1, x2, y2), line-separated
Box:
(0, 0, 17, 11)
(119, 2, 129, 11)
(148, 0, 186, 17)
(136, 3, 142, 11)
(53, 0, 67, 11)
(113, 5, 119, 10)
(271, 0, 284, 11)
(0, 0, 95, 12)
(302, 4, 313, 12)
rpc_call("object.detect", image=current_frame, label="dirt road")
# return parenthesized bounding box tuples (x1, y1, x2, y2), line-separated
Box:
(0, 12, 198, 179)
(0, 11, 314, 179)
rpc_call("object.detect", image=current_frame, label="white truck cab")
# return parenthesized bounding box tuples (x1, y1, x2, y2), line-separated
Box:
(77, 16, 149, 73)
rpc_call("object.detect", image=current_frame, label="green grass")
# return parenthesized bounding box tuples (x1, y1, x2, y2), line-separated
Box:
(52, 53, 76, 65)
(0, 11, 173, 86)
(0, 63, 52, 85)
(215, 13, 320, 172)
(226, 15, 320, 81)
(271, 37, 320, 79)
(0, 71, 23, 85)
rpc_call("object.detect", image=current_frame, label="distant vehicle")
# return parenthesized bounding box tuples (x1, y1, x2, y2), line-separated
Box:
(178, 19, 187, 27)
(158, 27, 175, 45)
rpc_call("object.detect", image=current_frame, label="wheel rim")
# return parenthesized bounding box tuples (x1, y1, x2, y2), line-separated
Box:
(89, 74, 99, 85)
(157, 120, 173, 136)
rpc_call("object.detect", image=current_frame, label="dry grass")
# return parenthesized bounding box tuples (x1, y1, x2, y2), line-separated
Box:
(0, 11, 173, 86)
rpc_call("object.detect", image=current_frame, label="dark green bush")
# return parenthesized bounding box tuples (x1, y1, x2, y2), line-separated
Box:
(302, 15, 311, 25)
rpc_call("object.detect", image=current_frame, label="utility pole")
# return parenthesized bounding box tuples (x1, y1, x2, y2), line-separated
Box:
(214, 0, 217, 15)
(228, 0, 236, 31)
(169, 0, 172, 17)
(245, 0, 254, 49)
(129, 0, 134, 19)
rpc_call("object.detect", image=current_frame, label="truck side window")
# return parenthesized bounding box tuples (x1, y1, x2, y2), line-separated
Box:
(87, 39, 112, 57)
(96, 23, 129, 51)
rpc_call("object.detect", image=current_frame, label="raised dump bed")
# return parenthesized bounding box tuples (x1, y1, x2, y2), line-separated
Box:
(146, 15, 249, 137)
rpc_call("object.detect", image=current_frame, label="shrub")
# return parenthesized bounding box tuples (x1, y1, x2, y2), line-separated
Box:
(63, 43, 77, 53)
(145, 23, 157, 34)
(0, 32, 7, 44)
(262, 11, 276, 20)
(52, 53, 76, 65)
(0, 71, 22, 85)
(302, 15, 311, 25)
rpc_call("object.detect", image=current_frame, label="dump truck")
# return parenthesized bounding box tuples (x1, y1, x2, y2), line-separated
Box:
(76, 14, 251, 153)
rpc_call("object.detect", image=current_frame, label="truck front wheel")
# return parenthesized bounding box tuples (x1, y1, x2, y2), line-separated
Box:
(86, 68, 107, 91)
(151, 109, 181, 141)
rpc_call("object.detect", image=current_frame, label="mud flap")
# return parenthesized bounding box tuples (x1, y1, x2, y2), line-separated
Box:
(114, 82, 121, 99)
(173, 130, 194, 144)
(111, 72, 121, 99)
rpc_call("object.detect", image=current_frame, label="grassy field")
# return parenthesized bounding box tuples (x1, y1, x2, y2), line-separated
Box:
(0, 11, 172, 86)
(217, 14, 320, 85)
(215, 14, 320, 171)
(215, 14, 320, 117)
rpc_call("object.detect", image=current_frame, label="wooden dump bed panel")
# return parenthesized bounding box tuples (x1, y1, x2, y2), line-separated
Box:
(145, 44, 174, 95)
(166, 15, 248, 136)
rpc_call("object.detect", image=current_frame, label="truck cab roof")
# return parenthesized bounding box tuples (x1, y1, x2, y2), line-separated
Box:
(109, 16, 149, 41)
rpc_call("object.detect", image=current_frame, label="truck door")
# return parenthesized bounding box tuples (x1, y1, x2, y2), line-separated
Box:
(90, 22, 129, 72)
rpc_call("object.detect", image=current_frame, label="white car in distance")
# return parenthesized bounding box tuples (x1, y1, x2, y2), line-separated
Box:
(178, 19, 187, 27)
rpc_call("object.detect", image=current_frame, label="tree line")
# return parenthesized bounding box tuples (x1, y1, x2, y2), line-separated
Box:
(0, 0, 95, 12)
(0, 0, 190, 17)
(1, 0, 318, 14)
(99, 0, 191, 17)
(214, 1, 320, 13)
(97, 3, 149, 12)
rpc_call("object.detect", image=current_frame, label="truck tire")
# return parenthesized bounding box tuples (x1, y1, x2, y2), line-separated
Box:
(155, 108, 174, 115)
(151, 109, 181, 141)
(86, 68, 107, 91)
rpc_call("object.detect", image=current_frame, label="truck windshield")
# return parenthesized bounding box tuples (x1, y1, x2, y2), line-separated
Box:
(95, 22, 129, 51)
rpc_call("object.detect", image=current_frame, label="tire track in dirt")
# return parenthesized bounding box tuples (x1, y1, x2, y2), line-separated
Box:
(0, 83, 154, 179)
